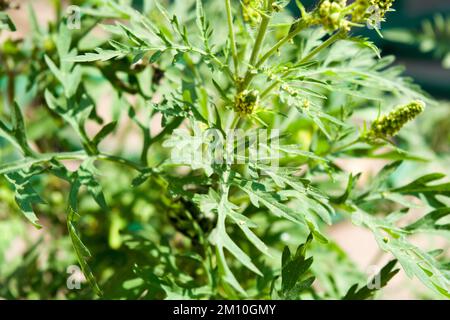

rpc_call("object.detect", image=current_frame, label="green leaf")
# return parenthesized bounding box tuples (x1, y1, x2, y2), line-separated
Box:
(209, 194, 262, 275)
(331, 172, 361, 204)
(392, 173, 450, 195)
(67, 196, 103, 296)
(349, 37, 380, 58)
(92, 121, 117, 147)
(354, 208, 450, 298)
(45, 50, 81, 98)
(6, 102, 35, 156)
(212, 79, 232, 103)
(149, 50, 163, 63)
(215, 245, 245, 295)
(1, 103, 29, 154)
(44, 55, 65, 84)
(202, 189, 266, 295)
(4, 166, 45, 228)
(11, 102, 27, 142)
(0, 12, 16, 31)
(227, 205, 271, 257)
(56, 23, 72, 59)
(27, 3, 41, 35)
(280, 234, 315, 299)
(236, 180, 309, 230)
(61, 170, 102, 296)
(44, 90, 96, 153)
(131, 168, 155, 187)
(77, 159, 108, 210)
(258, 165, 333, 225)
(370, 160, 403, 192)
(343, 260, 399, 300)
(195, 0, 205, 32)
(69, 49, 126, 62)
(405, 208, 450, 236)
(391, 173, 450, 208)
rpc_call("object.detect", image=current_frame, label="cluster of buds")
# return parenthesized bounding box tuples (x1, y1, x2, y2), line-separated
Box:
(234, 90, 260, 116)
(314, 0, 350, 32)
(311, 0, 395, 32)
(363, 100, 425, 142)
(280, 83, 298, 97)
(352, 0, 395, 24)
(242, 1, 284, 25)
(242, 0, 264, 25)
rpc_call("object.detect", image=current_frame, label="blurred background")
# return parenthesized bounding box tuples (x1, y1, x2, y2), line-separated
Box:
(1, 0, 449, 300)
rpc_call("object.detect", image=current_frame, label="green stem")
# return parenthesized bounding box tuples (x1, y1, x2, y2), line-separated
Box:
(140, 130, 151, 165)
(241, 0, 274, 90)
(52, 0, 62, 23)
(97, 153, 145, 171)
(225, 0, 239, 77)
(241, 17, 310, 90)
(78, 125, 98, 156)
(328, 137, 361, 155)
(256, 19, 309, 69)
(249, 15, 271, 66)
(300, 29, 345, 65)
(229, 112, 240, 130)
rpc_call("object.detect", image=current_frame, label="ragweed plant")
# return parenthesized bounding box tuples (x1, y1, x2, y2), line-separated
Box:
(363, 100, 425, 143)
(0, 0, 449, 299)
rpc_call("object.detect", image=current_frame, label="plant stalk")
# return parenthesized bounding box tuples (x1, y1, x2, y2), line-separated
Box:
(241, 0, 274, 90)
(225, 0, 239, 77)
(256, 19, 309, 69)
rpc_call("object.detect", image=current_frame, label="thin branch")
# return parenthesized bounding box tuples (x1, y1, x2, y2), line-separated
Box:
(225, 0, 239, 77)
(241, 0, 275, 90)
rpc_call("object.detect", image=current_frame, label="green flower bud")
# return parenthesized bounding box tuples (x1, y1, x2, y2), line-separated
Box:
(314, 0, 349, 32)
(374, 0, 395, 17)
(242, 0, 264, 25)
(234, 90, 260, 116)
(272, 2, 283, 12)
(352, 0, 395, 23)
(364, 100, 425, 142)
